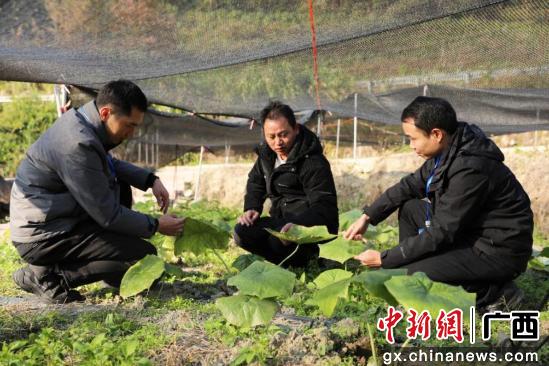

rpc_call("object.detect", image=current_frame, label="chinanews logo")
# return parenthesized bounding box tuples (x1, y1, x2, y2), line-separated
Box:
(377, 306, 540, 344)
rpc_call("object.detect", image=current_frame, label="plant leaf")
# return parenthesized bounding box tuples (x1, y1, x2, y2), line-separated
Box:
(158, 236, 179, 263)
(164, 263, 185, 279)
(313, 269, 353, 289)
(227, 261, 296, 299)
(352, 269, 407, 306)
(338, 209, 363, 231)
(306, 278, 352, 317)
(539, 247, 549, 258)
(265, 225, 336, 245)
(120, 255, 165, 298)
(216, 295, 278, 328)
(231, 254, 264, 272)
(174, 218, 229, 256)
(319, 237, 366, 264)
(384, 272, 476, 320)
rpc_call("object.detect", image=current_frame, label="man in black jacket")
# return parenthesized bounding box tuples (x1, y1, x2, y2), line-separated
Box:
(345, 96, 533, 312)
(234, 101, 338, 267)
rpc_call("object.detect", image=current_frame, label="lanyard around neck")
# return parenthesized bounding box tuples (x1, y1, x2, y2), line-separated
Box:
(424, 155, 441, 228)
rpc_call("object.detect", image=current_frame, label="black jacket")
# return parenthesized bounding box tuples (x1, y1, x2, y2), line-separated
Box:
(244, 125, 339, 234)
(363, 122, 533, 268)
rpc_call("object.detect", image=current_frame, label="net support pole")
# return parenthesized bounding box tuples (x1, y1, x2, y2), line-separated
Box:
(155, 128, 159, 168)
(353, 93, 358, 160)
(145, 141, 149, 166)
(194, 146, 205, 202)
(225, 141, 231, 164)
(316, 112, 322, 138)
(138, 139, 141, 164)
(336, 118, 341, 160)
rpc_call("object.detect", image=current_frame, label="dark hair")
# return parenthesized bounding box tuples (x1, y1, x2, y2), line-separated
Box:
(260, 101, 297, 128)
(96, 79, 148, 115)
(401, 96, 457, 135)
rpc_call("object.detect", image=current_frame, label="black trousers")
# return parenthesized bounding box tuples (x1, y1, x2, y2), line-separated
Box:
(396, 199, 528, 307)
(13, 181, 157, 288)
(233, 217, 319, 267)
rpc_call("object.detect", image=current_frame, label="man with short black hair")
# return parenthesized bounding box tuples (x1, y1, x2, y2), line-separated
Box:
(234, 101, 338, 267)
(10, 80, 185, 303)
(345, 96, 533, 312)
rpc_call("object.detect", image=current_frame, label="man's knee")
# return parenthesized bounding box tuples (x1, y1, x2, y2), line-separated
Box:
(233, 223, 248, 248)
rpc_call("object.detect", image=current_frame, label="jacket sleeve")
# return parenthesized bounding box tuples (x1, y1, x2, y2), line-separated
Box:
(381, 165, 490, 268)
(363, 162, 429, 225)
(290, 156, 338, 229)
(243, 159, 266, 213)
(57, 142, 157, 238)
(112, 158, 154, 191)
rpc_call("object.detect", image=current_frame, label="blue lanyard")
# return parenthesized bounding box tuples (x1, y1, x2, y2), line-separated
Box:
(75, 108, 116, 180)
(424, 155, 441, 228)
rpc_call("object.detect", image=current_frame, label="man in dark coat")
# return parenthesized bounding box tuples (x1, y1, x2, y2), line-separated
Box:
(10, 80, 185, 303)
(234, 101, 338, 267)
(345, 96, 533, 312)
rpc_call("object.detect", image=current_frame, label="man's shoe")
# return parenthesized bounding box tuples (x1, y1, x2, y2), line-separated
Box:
(13, 266, 85, 304)
(481, 281, 524, 314)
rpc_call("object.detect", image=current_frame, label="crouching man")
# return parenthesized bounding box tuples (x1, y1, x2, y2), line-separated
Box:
(345, 96, 533, 312)
(10, 80, 184, 303)
(234, 101, 338, 267)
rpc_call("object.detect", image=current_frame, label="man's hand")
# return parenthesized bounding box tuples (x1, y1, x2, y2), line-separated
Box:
(152, 179, 170, 214)
(354, 249, 382, 268)
(158, 214, 185, 236)
(237, 210, 260, 227)
(344, 213, 370, 240)
(279, 222, 294, 246)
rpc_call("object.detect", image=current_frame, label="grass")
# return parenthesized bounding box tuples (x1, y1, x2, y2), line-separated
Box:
(0, 201, 547, 364)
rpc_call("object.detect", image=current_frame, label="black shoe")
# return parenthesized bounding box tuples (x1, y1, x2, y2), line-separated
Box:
(480, 281, 524, 314)
(13, 266, 85, 304)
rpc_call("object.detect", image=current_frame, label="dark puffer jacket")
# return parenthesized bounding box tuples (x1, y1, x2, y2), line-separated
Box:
(363, 122, 533, 268)
(244, 125, 338, 234)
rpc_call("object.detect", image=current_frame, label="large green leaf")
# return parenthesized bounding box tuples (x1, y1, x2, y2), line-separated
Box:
(352, 269, 407, 306)
(227, 261, 296, 299)
(319, 237, 366, 264)
(539, 247, 549, 258)
(338, 209, 363, 231)
(384, 272, 476, 320)
(120, 255, 165, 298)
(265, 225, 337, 245)
(231, 254, 264, 272)
(306, 278, 352, 317)
(174, 218, 229, 256)
(216, 295, 278, 328)
(158, 236, 179, 263)
(313, 269, 353, 289)
(164, 263, 185, 279)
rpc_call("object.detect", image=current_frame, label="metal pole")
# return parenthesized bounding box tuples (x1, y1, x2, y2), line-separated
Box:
(138, 140, 141, 164)
(225, 142, 231, 164)
(336, 118, 341, 159)
(316, 112, 322, 138)
(155, 128, 159, 168)
(353, 93, 358, 160)
(145, 142, 149, 166)
(194, 146, 205, 202)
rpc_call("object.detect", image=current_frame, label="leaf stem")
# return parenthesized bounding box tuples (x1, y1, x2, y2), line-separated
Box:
(212, 248, 231, 274)
(278, 244, 300, 267)
(366, 319, 378, 365)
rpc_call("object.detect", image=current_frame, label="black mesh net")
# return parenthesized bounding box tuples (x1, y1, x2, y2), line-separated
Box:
(1, 0, 548, 156)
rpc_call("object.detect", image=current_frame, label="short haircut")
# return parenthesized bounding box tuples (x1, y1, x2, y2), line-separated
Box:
(401, 96, 457, 135)
(260, 101, 297, 128)
(96, 79, 148, 116)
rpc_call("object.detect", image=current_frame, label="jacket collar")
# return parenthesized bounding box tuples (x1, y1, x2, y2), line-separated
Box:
(77, 101, 117, 150)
